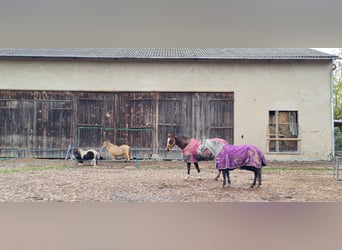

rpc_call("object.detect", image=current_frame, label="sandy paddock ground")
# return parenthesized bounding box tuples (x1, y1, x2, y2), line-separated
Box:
(0, 158, 341, 202)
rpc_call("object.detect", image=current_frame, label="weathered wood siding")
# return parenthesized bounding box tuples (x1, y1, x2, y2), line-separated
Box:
(0, 91, 233, 159)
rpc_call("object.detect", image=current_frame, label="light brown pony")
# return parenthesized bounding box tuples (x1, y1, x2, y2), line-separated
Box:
(102, 141, 130, 161)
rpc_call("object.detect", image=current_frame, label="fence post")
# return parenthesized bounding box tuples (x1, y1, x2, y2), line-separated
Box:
(135, 143, 139, 169)
(64, 144, 72, 163)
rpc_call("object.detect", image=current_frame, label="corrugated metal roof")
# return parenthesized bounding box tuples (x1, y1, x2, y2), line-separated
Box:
(0, 48, 336, 60)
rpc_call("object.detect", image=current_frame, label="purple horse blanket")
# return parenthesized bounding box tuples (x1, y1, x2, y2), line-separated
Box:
(182, 138, 228, 163)
(215, 144, 267, 170)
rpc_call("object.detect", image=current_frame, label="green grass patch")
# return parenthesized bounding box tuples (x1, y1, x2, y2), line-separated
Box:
(263, 166, 330, 172)
(0, 164, 70, 174)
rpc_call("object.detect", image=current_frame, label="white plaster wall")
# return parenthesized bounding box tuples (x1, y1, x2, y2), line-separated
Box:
(0, 59, 333, 160)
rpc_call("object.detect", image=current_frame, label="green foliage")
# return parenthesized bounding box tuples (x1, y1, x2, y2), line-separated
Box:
(330, 49, 342, 152)
(0, 164, 68, 174)
(335, 128, 342, 154)
(334, 81, 342, 119)
(334, 49, 342, 119)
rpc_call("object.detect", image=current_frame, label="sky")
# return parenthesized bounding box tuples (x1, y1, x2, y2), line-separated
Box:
(1, 1, 342, 47)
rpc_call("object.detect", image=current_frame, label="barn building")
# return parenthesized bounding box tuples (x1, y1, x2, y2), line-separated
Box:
(0, 48, 336, 161)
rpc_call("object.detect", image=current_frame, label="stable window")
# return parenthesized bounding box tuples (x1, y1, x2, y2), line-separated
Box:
(268, 111, 299, 153)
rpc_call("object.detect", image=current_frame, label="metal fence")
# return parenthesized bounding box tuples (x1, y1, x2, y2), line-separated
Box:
(77, 126, 154, 160)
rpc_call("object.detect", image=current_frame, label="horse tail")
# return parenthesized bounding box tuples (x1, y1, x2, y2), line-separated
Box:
(255, 146, 267, 167)
(261, 154, 267, 166)
(126, 145, 131, 161)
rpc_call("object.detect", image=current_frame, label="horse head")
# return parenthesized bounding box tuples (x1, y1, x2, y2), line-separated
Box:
(166, 133, 176, 151)
(102, 141, 109, 148)
(198, 137, 208, 154)
(199, 138, 225, 156)
(73, 148, 81, 157)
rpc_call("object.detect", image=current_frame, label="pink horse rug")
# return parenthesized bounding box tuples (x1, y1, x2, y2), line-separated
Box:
(215, 144, 267, 170)
(182, 138, 228, 163)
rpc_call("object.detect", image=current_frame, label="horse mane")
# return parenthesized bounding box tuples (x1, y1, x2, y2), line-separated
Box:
(178, 135, 191, 140)
(169, 133, 191, 140)
(104, 140, 120, 147)
(203, 138, 225, 156)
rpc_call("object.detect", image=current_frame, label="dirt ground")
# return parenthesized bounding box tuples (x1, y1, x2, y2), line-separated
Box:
(0, 158, 341, 202)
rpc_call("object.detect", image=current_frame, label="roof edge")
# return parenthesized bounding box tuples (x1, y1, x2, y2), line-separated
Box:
(0, 48, 337, 61)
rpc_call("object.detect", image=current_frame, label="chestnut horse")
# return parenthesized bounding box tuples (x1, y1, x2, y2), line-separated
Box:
(166, 133, 229, 179)
(102, 141, 130, 161)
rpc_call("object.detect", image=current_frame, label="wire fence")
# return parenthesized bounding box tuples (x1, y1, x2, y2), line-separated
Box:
(77, 126, 155, 160)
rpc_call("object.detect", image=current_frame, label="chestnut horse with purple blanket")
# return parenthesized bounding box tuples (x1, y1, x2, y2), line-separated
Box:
(166, 133, 229, 179)
(198, 138, 267, 188)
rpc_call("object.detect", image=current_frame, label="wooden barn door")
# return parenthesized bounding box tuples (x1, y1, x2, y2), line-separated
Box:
(77, 97, 105, 148)
(107, 93, 154, 159)
(25, 99, 73, 158)
(0, 91, 73, 158)
(1, 91, 233, 159)
(157, 93, 185, 159)
(126, 93, 154, 158)
(157, 92, 234, 159)
(206, 93, 234, 143)
(0, 98, 21, 157)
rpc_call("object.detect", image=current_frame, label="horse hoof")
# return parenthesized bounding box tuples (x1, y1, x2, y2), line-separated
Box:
(214, 178, 219, 181)
(184, 175, 190, 180)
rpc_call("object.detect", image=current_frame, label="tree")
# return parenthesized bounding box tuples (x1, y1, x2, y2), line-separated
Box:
(333, 49, 342, 120)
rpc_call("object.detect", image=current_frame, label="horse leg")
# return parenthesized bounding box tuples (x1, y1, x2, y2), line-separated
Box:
(92, 154, 97, 167)
(226, 170, 231, 187)
(257, 168, 262, 188)
(249, 168, 262, 188)
(248, 167, 263, 189)
(214, 170, 221, 181)
(194, 162, 202, 180)
(214, 161, 221, 181)
(222, 169, 227, 188)
(241, 166, 258, 188)
(250, 169, 257, 188)
(125, 152, 130, 161)
(185, 162, 191, 179)
(222, 169, 231, 188)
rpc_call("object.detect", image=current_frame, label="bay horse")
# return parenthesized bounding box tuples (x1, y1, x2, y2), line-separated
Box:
(102, 141, 130, 161)
(198, 138, 267, 188)
(166, 133, 229, 179)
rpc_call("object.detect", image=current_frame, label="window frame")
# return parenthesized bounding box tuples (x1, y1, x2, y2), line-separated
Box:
(267, 110, 300, 154)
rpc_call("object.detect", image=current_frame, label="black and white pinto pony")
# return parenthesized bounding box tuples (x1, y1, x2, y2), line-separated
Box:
(198, 138, 267, 188)
(73, 148, 99, 167)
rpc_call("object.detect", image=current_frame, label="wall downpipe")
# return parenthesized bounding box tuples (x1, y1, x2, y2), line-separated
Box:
(331, 60, 337, 160)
